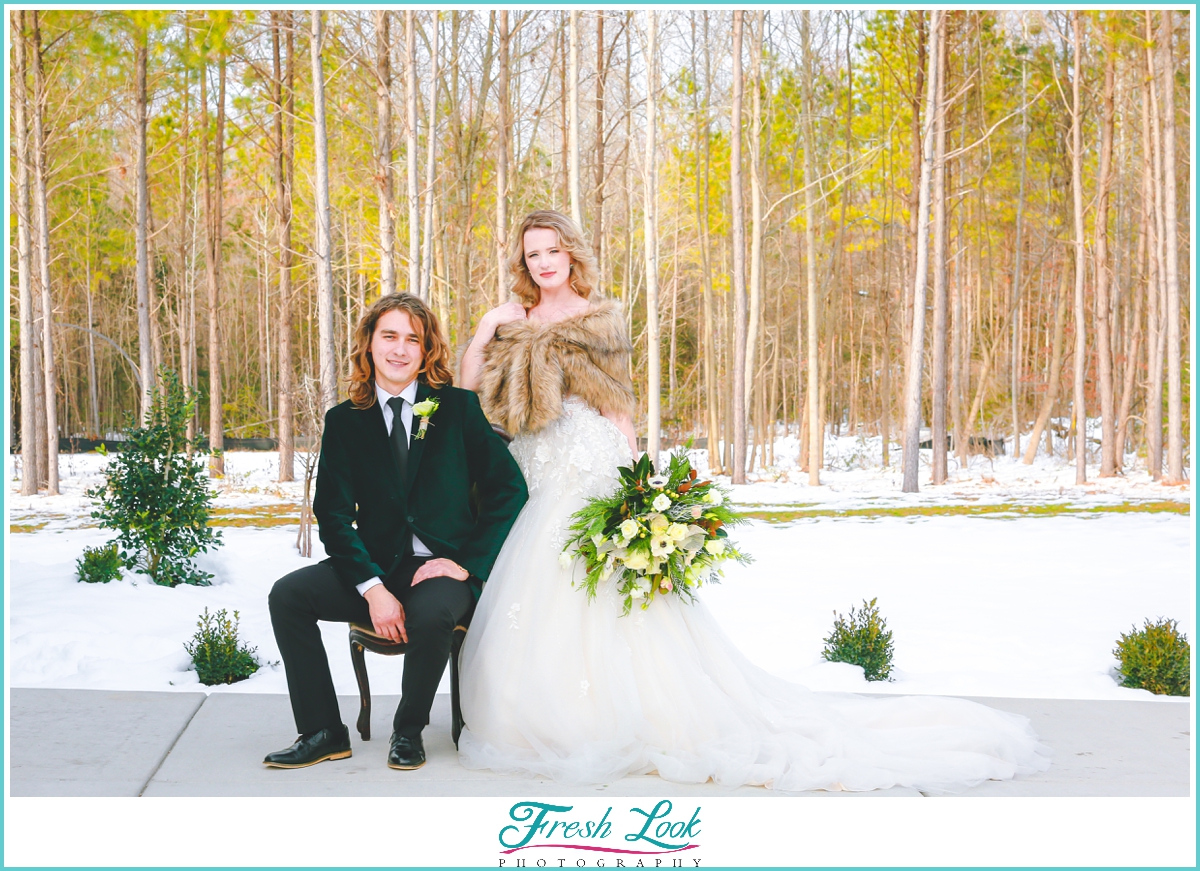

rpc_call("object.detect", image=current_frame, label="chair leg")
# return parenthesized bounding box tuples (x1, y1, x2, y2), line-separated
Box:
(350, 639, 372, 741)
(450, 630, 464, 749)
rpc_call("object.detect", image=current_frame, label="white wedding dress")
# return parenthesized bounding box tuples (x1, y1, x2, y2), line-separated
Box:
(458, 398, 1052, 792)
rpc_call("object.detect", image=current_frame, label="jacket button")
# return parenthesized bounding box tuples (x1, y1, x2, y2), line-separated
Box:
(407, 515, 415, 523)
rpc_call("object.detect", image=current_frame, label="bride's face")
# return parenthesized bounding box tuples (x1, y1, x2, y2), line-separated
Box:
(523, 228, 573, 295)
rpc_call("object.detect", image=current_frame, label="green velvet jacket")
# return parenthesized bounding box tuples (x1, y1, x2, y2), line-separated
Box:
(312, 381, 528, 599)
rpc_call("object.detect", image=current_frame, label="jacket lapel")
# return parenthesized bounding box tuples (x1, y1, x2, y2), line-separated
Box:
(403, 381, 433, 497)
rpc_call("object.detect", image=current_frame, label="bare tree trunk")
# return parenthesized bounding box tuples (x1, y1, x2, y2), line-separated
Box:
(1094, 17, 1117, 476)
(1158, 10, 1183, 483)
(730, 11, 747, 484)
(177, 20, 192, 425)
(147, 209, 164, 381)
(901, 10, 940, 494)
(405, 11, 420, 295)
(85, 288, 101, 436)
(32, 12, 59, 494)
(1010, 16, 1029, 461)
(274, 12, 296, 481)
(14, 11, 38, 495)
(1023, 264, 1070, 463)
(802, 11, 820, 486)
(568, 10, 582, 229)
(903, 13, 927, 367)
(643, 11, 660, 463)
(376, 11, 396, 297)
(694, 13, 719, 472)
(496, 10, 509, 305)
(744, 11, 765, 421)
(930, 19, 949, 484)
(1070, 11, 1087, 485)
(311, 11, 337, 413)
(1144, 12, 1166, 480)
(592, 12, 606, 284)
(421, 12, 439, 301)
(201, 44, 227, 475)
(134, 26, 153, 423)
(1115, 237, 1145, 468)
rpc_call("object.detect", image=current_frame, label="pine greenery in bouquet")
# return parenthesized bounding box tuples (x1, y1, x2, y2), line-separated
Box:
(562, 452, 751, 614)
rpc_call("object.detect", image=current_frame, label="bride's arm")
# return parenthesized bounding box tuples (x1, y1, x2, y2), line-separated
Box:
(602, 409, 639, 460)
(460, 302, 526, 391)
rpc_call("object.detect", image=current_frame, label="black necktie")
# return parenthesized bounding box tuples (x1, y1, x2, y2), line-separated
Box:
(387, 396, 408, 484)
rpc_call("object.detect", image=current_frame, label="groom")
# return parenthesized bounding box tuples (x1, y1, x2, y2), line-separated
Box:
(265, 293, 527, 770)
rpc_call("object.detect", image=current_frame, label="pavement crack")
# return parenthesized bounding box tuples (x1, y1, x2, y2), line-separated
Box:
(137, 694, 208, 797)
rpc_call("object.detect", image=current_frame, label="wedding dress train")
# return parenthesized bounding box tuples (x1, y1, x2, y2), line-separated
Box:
(457, 398, 1051, 792)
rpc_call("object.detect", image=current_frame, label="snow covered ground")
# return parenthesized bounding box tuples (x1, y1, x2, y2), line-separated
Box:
(5, 434, 1193, 703)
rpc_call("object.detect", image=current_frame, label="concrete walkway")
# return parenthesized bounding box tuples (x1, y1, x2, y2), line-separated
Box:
(8, 688, 1191, 797)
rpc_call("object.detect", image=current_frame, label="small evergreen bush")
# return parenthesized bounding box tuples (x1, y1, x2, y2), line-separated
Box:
(184, 607, 261, 686)
(1113, 618, 1191, 696)
(86, 368, 222, 587)
(76, 543, 123, 584)
(822, 597, 895, 682)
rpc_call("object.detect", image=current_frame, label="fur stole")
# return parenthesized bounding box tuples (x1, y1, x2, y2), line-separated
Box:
(478, 299, 634, 435)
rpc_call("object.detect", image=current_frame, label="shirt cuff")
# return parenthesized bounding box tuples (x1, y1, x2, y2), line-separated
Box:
(356, 576, 383, 597)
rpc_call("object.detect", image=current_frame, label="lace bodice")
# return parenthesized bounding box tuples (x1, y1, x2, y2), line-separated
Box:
(508, 397, 630, 501)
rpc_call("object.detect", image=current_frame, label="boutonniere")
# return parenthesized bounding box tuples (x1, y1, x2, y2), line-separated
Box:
(411, 397, 440, 440)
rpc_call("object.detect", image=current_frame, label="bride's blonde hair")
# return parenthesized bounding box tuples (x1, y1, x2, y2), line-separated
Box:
(506, 210, 599, 308)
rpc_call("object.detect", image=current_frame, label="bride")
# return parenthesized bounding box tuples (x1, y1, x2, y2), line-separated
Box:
(457, 210, 1051, 792)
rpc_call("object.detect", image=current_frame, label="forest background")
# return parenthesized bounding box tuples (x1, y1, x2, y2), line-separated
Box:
(7, 8, 1192, 497)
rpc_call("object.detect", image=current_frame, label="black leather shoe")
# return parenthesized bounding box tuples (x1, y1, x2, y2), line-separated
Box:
(388, 732, 426, 770)
(263, 725, 352, 768)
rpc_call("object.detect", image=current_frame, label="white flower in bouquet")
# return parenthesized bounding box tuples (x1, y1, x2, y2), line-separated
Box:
(591, 532, 606, 547)
(703, 490, 723, 506)
(624, 550, 650, 571)
(600, 558, 617, 582)
(652, 493, 672, 512)
(648, 512, 669, 535)
(650, 535, 675, 558)
(630, 586, 646, 600)
(619, 518, 640, 540)
(704, 539, 726, 556)
(690, 505, 703, 518)
(559, 551, 575, 568)
(647, 474, 668, 489)
(667, 522, 688, 541)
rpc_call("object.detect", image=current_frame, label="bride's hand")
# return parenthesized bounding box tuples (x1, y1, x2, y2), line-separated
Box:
(463, 303, 527, 390)
(482, 301, 527, 332)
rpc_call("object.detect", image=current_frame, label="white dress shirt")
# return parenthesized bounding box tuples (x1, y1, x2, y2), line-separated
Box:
(355, 380, 432, 597)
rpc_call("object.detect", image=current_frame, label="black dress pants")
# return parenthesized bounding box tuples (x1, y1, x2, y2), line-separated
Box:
(268, 557, 474, 738)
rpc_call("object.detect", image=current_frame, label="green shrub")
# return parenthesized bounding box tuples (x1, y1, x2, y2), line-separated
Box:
(1113, 618, 1191, 696)
(86, 368, 222, 587)
(76, 543, 123, 584)
(184, 608, 261, 686)
(822, 597, 895, 682)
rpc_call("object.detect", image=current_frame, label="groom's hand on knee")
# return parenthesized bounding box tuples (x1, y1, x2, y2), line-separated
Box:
(411, 558, 469, 587)
(364, 585, 407, 644)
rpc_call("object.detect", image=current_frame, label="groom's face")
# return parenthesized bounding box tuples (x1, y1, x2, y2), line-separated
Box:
(370, 309, 424, 395)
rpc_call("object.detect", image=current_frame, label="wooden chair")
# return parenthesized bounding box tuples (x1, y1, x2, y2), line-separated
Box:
(347, 423, 511, 749)
(348, 621, 467, 746)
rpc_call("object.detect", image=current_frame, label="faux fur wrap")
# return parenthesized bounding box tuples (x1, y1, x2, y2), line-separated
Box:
(478, 300, 635, 435)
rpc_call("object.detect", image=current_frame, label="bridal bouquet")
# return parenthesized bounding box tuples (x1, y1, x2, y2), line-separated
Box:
(561, 452, 751, 614)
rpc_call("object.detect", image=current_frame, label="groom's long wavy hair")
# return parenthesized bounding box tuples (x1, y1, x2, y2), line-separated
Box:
(507, 210, 599, 308)
(348, 293, 454, 409)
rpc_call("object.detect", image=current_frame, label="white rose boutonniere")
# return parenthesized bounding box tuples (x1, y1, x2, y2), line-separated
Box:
(411, 397, 440, 440)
